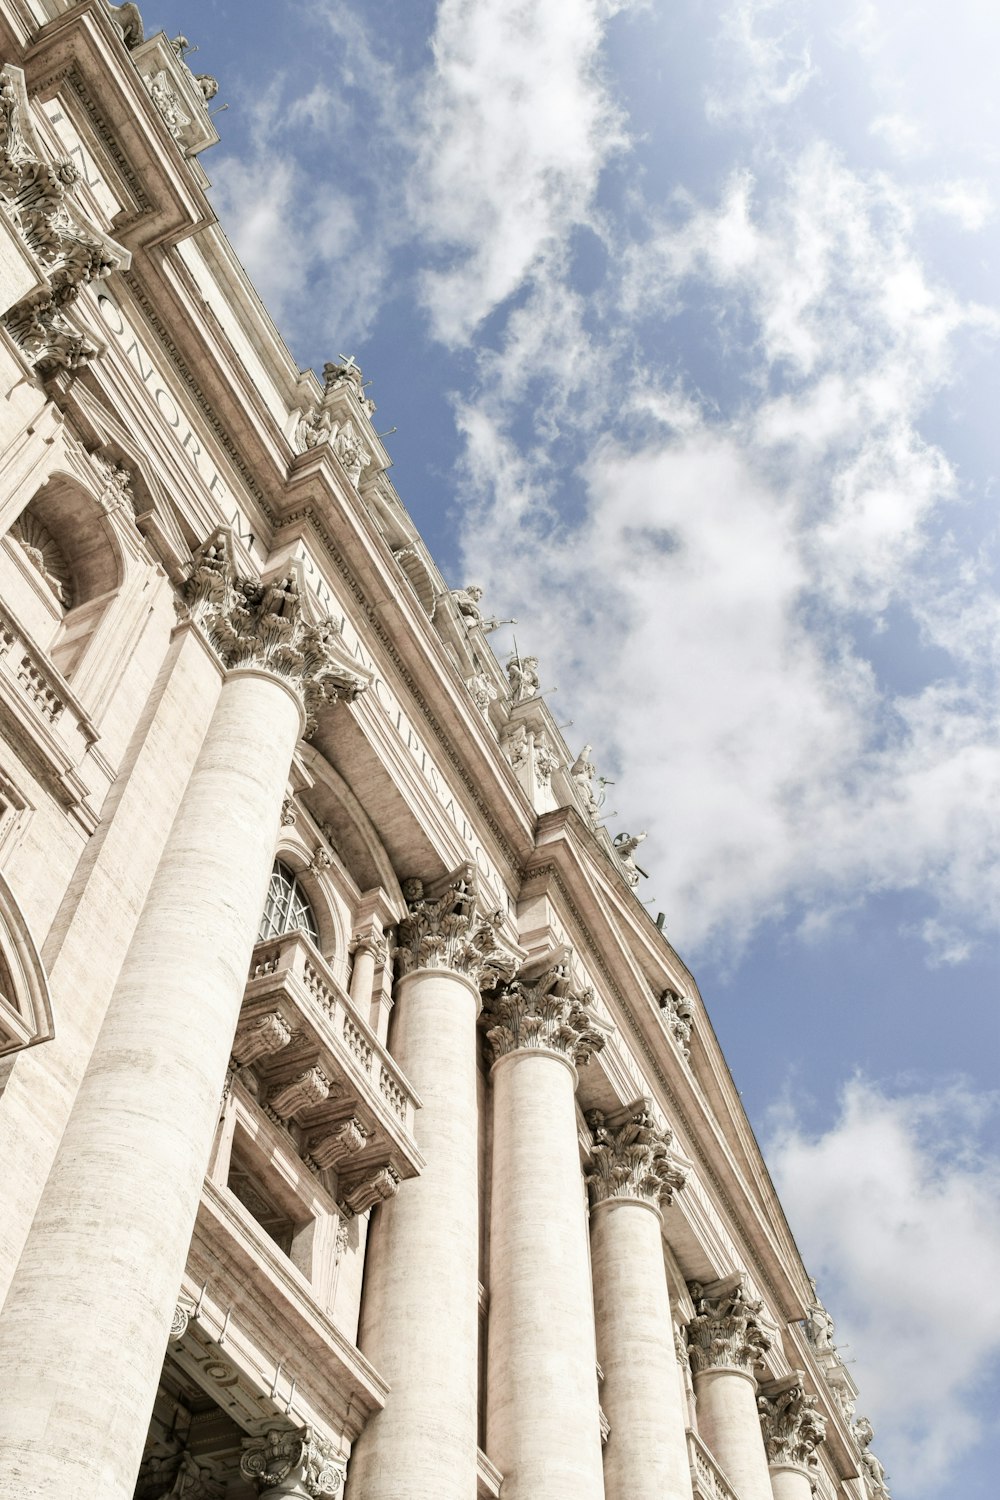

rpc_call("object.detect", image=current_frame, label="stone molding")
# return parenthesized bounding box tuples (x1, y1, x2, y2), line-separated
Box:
(480, 951, 607, 1068)
(584, 1100, 687, 1210)
(180, 530, 366, 733)
(240, 1425, 346, 1497)
(758, 1374, 826, 1472)
(394, 863, 517, 988)
(0, 65, 129, 374)
(686, 1273, 773, 1377)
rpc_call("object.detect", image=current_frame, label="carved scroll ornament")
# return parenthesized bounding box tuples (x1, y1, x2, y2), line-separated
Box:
(241, 1426, 346, 1497)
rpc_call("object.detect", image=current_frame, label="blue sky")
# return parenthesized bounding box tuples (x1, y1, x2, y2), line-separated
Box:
(149, 3, 999, 1492)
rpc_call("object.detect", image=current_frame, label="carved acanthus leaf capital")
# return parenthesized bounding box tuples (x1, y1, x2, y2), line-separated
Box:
(240, 1426, 346, 1497)
(180, 531, 366, 731)
(394, 864, 517, 988)
(686, 1274, 773, 1377)
(758, 1376, 827, 1471)
(585, 1102, 686, 1209)
(0, 65, 129, 374)
(480, 951, 607, 1067)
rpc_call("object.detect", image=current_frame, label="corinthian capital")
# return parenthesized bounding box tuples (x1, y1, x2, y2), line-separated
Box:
(758, 1374, 826, 1471)
(480, 949, 607, 1067)
(240, 1426, 345, 1497)
(686, 1273, 773, 1377)
(181, 531, 366, 732)
(394, 864, 517, 987)
(585, 1101, 686, 1209)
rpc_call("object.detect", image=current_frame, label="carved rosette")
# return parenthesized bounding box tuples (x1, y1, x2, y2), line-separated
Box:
(480, 961, 607, 1067)
(585, 1103, 687, 1210)
(758, 1377, 827, 1472)
(394, 866, 517, 989)
(240, 1427, 346, 1497)
(685, 1275, 773, 1378)
(180, 530, 366, 732)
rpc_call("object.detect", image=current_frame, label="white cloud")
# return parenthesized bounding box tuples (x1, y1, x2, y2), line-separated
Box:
(411, 0, 633, 345)
(706, 0, 818, 124)
(457, 140, 1000, 956)
(766, 1078, 1000, 1492)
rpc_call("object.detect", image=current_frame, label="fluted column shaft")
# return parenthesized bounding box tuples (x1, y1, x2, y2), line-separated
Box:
(347, 869, 513, 1500)
(484, 966, 607, 1500)
(348, 966, 481, 1500)
(0, 668, 304, 1500)
(586, 1106, 691, 1500)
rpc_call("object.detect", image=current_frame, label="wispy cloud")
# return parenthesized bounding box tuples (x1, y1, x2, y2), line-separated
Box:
(766, 1077, 1000, 1492)
(410, 0, 634, 344)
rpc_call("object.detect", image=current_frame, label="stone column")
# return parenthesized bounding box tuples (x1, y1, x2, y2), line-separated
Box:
(757, 1375, 826, 1500)
(483, 956, 608, 1500)
(347, 867, 514, 1500)
(585, 1102, 693, 1500)
(686, 1275, 774, 1500)
(0, 536, 365, 1500)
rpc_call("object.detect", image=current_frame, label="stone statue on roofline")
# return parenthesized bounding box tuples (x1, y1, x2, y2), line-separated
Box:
(570, 744, 601, 820)
(506, 653, 540, 703)
(613, 830, 647, 886)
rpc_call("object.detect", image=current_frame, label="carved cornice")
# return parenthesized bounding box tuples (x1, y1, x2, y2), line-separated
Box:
(180, 529, 366, 732)
(686, 1275, 773, 1377)
(585, 1101, 687, 1210)
(758, 1376, 826, 1471)
(0, 65, 129, 374)
(394, 863, 517, 987)
(241, 1426, 346, 1497)
(480, 953, 607, 1067)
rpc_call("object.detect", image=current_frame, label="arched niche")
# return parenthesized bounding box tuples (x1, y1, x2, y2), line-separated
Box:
(0, 872, 54, 1056)
(4, 475, 124, 678)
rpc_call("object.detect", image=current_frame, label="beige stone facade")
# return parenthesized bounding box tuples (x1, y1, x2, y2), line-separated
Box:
(0, 6, 891, 1500)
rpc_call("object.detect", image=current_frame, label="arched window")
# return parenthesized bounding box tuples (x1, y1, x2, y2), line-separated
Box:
(257, 861, 319, 944)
